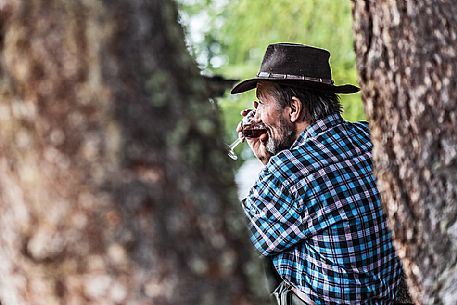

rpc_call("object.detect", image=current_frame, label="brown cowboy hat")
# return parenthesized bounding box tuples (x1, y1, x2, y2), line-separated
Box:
(230, 43, 359, 94)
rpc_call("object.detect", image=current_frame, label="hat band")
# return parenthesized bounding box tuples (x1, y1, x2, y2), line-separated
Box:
(257, 71, 334, 85)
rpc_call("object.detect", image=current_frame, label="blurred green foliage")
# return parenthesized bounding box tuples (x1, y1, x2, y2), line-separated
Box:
(178, 0, 365, 161)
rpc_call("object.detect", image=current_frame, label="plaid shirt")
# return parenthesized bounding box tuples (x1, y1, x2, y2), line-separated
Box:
(242, 114, 402, 304)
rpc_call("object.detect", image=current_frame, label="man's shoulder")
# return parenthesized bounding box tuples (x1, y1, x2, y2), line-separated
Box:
(265, 119, 373, 173)
(351, 120, 371, 134)
(282, 120, 372, 170)
(314, 118, 373, 150)
(343, 120, 373, 150)
(266, 151, 298, 178)
(266, 146, 315, 180)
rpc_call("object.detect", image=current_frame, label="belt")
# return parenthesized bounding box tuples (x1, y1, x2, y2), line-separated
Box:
(273, 281, 317, 305)
(290, 286, 317, 305)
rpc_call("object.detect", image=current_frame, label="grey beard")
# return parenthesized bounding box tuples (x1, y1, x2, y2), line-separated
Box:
(265, 137, 276, 155)
(266, 130, 295, 155)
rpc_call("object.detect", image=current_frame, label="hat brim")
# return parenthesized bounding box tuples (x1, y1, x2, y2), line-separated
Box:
(230, 78, 359, 94)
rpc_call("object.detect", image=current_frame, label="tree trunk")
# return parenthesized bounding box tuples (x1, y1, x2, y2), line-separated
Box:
(352, 1, 457, 304)
(0, 1, 257, 304)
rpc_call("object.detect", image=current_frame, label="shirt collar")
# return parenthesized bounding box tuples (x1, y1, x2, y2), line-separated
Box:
(292, 113, 344, 148)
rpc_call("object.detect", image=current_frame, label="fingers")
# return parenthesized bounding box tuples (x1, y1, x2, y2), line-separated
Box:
(241, 100, 258, 116)
(236, 122, 244, 141)
(236, 121, 242, 133)
(240, 108, 252, 117)
(247, 135, 271, 165)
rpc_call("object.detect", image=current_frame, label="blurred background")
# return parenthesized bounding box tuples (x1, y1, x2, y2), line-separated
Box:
(177, 0, 364, 197)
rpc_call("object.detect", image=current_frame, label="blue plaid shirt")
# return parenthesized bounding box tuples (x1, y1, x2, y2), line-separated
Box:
(242, 114, 402, 304)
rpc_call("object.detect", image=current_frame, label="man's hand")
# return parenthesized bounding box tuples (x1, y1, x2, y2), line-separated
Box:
(237, 106, 271, 164)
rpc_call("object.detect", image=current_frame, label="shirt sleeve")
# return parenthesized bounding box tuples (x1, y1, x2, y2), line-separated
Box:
(241, 165, 306, 256)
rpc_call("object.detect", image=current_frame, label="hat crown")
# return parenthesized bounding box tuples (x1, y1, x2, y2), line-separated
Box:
(230, 42, 359, 95)
(260, 43, 332, 80)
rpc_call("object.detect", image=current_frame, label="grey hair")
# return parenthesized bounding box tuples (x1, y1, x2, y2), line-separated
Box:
(258, 82, 342, 123)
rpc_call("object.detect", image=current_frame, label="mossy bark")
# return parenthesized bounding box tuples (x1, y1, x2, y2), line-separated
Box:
(352, 1, 457, 304)
(0, 1, 257, 304)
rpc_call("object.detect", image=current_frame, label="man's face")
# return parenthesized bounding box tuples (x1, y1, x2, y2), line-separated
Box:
(255, 84, 296, 155)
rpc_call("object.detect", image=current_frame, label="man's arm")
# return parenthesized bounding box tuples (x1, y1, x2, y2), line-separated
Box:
(242, 166, 306, 256)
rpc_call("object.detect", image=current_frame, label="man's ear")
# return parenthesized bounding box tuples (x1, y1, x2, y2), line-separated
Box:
(289, 96, 302, 123)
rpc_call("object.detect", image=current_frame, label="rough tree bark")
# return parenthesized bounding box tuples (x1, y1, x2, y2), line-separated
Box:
(352, 1, 457, 305)
(0, 1, 258, 304)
